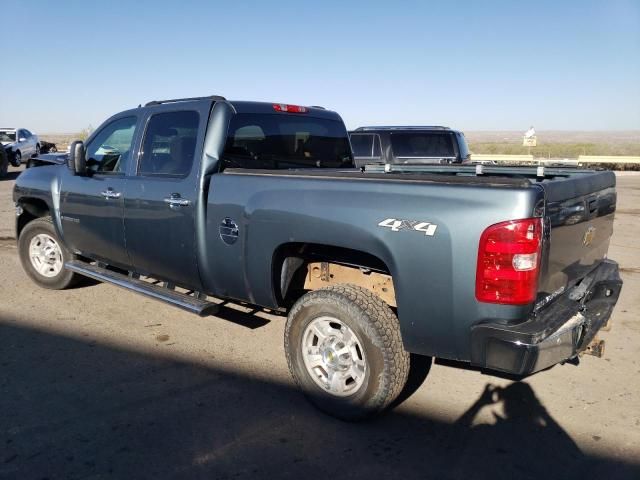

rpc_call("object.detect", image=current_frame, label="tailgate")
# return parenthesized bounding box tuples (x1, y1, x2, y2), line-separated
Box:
(539, 170, 617, 297)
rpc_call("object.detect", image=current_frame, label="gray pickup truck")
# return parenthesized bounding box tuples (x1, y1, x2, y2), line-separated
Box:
(13, 96, 622, 419)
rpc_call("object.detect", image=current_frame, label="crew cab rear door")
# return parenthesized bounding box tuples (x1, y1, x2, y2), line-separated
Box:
(123, 103, 208, 290)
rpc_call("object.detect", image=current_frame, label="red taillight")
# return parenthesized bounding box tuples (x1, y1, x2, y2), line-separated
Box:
(273, 103, 308, 113)
(475, 218, 543, 305)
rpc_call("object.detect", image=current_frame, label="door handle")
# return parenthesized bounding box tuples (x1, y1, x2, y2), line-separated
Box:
(101, 188, 121, 199)
(164, 193, 191, 208)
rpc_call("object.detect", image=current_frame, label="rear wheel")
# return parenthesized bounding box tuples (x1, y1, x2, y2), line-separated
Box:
(18, 217, 78, 289)
(285, 284, 409, 420)
(35, 144, 40, 156)
(12, 150, 21, 167)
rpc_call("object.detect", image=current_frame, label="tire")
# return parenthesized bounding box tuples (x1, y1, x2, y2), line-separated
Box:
(35, 144, 40, 156)
(18, 217, 78, 289)
(12, 150, 21, 167)
(285, 284, 410, 421)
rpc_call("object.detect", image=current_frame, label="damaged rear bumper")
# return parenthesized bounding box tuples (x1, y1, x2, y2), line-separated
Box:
(470, 259, 622, 376)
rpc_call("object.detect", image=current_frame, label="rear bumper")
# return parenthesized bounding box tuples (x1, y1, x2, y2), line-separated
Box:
(470, 259, 622, 376)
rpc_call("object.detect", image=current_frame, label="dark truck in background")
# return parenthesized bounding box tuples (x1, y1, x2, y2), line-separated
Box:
(13, 96, 622, 420)
(349, 126, 470, 168)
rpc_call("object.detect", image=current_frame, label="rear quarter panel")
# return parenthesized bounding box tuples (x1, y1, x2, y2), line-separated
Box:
(203, 172, 543, 360)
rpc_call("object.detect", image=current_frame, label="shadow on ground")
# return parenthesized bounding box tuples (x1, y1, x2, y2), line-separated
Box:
(0, 318, 637, 480)
(0, 171, 20, 181)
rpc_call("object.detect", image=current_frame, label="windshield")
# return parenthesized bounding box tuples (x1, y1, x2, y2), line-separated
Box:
(222, 113, 353, 170)
(0, 131, 16, 142)
(390, 132, 455, 159)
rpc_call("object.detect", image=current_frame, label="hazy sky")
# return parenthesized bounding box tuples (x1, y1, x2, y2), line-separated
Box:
(1, 0, 638, 133)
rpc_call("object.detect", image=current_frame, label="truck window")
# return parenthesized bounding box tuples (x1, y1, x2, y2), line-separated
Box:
(85, 116, 137, 174)
(390, 132, 455, 159)
(221, 114, 353, 170)
(138, 111, 199, 176)
(350, 133, 381, 159)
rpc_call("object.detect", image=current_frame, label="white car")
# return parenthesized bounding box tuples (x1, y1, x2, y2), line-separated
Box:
(0, 127, 40, 166)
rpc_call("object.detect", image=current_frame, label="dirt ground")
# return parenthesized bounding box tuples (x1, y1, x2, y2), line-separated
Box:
(0, 166, 638, 480)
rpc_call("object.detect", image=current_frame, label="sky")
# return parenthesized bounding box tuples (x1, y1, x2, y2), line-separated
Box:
(0, 0, 638, 133)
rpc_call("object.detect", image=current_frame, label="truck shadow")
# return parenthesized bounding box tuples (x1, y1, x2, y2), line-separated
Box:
(0, 318, 637, 480)
(0, 171, 20, 181)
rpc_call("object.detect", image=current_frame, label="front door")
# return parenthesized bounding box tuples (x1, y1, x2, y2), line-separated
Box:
(124, 107, 205, 289)
(59, 115, 138, 268)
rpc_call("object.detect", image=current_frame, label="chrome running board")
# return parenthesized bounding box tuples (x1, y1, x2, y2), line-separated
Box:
(65, 261, 219, 317)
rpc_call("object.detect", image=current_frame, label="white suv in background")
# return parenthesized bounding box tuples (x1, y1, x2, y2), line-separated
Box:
(0, 128, 40, 166)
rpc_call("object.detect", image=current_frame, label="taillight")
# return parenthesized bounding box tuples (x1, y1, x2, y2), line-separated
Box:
(475, 218, 543, 305)
(273, 103, 308, 113)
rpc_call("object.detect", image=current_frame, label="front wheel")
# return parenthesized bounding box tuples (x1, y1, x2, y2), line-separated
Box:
(18, 217, 78, 289)
(285, 284, 410, 420)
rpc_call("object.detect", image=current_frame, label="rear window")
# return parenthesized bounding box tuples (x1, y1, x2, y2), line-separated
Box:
(390, 132, 455, 159)
(221, 114, 353, 170)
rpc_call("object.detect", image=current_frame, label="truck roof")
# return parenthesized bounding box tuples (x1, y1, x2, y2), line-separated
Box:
(354, 126, 451, 131)
(229, 101, 341, 120)
(138, 95, 342, 121)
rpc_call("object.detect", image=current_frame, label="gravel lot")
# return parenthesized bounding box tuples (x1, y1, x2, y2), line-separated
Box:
(1, 165, 639, 479)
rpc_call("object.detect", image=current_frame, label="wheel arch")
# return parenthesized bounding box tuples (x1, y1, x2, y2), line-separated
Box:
(16, 197, 51, 238)
(272, 242, 396, 308)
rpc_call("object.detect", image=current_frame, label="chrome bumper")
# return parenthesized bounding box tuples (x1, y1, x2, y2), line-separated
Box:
(470, 260, 622, 376)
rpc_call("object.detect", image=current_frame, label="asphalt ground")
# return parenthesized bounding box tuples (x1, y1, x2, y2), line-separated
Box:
(1, 165, 639, 479)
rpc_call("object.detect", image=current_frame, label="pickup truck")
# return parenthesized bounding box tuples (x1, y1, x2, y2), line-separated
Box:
(349, 125, 470, 168)
(13, 96, 622, 420)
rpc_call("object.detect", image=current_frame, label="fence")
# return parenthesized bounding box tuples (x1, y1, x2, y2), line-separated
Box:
(469, 154, 640, 167)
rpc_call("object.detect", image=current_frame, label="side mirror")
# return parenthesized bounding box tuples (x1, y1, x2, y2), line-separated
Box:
(67, 140, 87, 175)
(18, 137, 26, 142)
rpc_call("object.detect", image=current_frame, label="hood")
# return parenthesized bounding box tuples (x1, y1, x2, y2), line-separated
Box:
(32, 153, 68, 165)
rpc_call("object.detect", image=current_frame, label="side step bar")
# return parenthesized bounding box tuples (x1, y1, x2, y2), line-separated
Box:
(65, 261, 219, 317)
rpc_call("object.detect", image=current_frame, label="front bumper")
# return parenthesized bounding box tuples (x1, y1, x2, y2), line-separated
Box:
(470, 259, 622, 376)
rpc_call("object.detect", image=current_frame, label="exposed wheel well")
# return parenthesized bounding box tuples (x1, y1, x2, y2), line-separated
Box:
(17, 198, 50, 238)
(273, 243, 395, 308)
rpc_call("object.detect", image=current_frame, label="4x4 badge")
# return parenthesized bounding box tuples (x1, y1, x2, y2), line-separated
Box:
(378, 218, 437, 237)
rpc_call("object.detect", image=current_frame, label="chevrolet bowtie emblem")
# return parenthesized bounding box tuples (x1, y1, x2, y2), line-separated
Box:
(583, 226, 596, 247)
